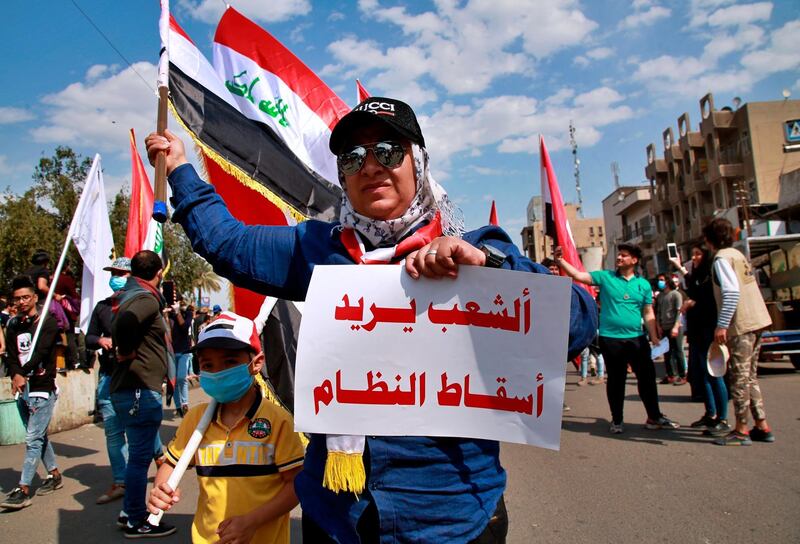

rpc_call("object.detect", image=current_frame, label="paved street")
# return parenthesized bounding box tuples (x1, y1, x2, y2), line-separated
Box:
(1, 362, 799, 543)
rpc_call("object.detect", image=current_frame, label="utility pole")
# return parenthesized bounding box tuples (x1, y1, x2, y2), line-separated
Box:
(732, 180, 753, 237)
(569, 120, 584, 218)
(611, 161, 620, 190)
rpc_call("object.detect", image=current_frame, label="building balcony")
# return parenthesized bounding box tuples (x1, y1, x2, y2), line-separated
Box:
(651, 194, 670, 214)
(679, 131, 704, 151)
(645, 159, 667, 180)
(707, 159, 744, 182)
(668, 185, 684, 206)
(699, 93, 735, 136)
(622, 224, 656, 244)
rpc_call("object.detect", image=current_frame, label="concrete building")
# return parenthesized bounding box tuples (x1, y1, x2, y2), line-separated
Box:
(521, 198, 606, 268)
(602, 185, 654, 272)
(645, 93, 800, 270)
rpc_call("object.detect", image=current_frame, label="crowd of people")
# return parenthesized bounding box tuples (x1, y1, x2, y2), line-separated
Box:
(0, 95, 778, 543)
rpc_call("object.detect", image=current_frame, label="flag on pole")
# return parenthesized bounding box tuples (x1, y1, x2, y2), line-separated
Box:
(489, 200, 499, 226)
(165, 7, 349, 317)
(126, 128, 167, 266)
(125, 128, 154, 258)
(356, 79, 370, 103)
(70, 154, 114, 333)
(540, 136, 593, 294)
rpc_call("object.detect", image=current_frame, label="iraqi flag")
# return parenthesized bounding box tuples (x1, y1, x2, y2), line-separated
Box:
(164, 7, 349, 317)
(540, 136, 593, 295)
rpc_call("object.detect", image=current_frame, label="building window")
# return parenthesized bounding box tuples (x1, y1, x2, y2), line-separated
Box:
(598, 226, 603, 236)
(589, 226, 594, 236)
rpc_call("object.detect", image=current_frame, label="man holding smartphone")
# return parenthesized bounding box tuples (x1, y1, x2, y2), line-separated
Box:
(556, 243, 679, 434)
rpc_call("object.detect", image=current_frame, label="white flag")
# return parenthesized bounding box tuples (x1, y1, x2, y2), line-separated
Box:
(70, 154, 114, 333)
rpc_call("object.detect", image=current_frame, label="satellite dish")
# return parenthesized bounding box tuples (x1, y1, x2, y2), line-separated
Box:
(783, 89, 791, 99)
(732, 97, 741, 110)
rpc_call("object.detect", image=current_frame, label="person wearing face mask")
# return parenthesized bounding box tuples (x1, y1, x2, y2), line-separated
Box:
(110, 250, 176, 538)
(146, 96, 597, 544)
(86, 257, 166, 510)
(149, 311, 304, 544)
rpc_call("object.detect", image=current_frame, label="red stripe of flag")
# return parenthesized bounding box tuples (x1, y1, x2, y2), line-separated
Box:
(540, 136, 594, 296)
(214, 7, 350, 131)
(125, 128, 154, 258)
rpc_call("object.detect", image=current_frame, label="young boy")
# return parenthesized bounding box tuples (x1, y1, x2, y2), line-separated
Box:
(147, 312, 303, 543)
(1, 276, 62, 510)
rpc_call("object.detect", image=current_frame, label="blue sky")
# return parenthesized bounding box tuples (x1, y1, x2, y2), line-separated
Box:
(2, 0, 798, 244)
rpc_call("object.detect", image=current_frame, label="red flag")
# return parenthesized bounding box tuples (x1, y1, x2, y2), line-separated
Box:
(125, 128, 155, 258)
(489, 200, 499, 226)
(540, 136, 593, 294)
(356, 79, 370, 103)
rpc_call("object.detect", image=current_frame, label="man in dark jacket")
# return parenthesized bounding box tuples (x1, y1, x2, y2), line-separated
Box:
(1, 276, 62, 511)
(110, 250, 175, 538)
(87, 257, 165, 508)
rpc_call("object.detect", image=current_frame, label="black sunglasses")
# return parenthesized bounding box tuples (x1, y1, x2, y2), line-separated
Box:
(337, 141, 406, 175)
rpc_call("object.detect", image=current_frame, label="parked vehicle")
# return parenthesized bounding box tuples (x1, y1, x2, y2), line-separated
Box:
(736, 234, 800, 369)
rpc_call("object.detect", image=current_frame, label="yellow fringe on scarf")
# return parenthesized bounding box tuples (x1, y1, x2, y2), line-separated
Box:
(254, 373, 309, 448)
(167, 100, 308, 224)
(323, 451, 366, 495)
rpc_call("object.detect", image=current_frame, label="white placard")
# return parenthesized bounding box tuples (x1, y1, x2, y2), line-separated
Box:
(294, 265, 572, 450)
(651, 337, 669, 359)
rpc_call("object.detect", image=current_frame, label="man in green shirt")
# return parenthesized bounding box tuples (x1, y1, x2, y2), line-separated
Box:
(555, 243, 679, 434)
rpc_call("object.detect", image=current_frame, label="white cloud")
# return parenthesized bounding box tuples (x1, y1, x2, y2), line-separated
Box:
(30, 63, 156, 154)
(688, 0, 736, 27)
(0, 107, 34, 124)
(587, 47, 614, 60)
(620, 5, 671, 29)
(707, 2, 772, 27)
(632, 18, 800, 98)
(179, 0, 311, 24)
(325, 0, 597, 98)
(419, 86, 632, 172)
(289, 22, 311, 43)
(0, 154, 29, 177)
(328, 11, 345, 22)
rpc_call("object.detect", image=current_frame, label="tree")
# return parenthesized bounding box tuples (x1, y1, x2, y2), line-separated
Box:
(32, 146, 91, 233)
(0, 189, 61, 289)
(163, 220, 212, 301)
(194, 262, 223, 305)
(108, 189, 130, 259)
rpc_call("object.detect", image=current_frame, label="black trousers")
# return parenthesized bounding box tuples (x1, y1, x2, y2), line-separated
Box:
(599, 336, 662, 424)
(302, 495, 508, 544)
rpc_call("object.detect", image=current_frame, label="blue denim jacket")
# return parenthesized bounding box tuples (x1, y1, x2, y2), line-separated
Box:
(169, 164, 597, 543)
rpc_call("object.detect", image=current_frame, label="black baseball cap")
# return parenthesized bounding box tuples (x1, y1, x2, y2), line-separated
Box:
(329, 97, 425, 154)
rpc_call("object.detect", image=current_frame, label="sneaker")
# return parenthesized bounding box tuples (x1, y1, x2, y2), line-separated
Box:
(562, 403, 571, 412)
(749, 427, 775, 443)
(690, 415, 718, 428)
(124, 521, 177, 539)
(645, 416, 680, 430)
(117, 510, 129, 528)
(590, 377, 605, 385)
(179, 404, 189, 418)
(97, 483, 125, 505)
(577, 378, 588, 386)
(659, 376, 675, 384)
(714, 431, 752, 446)
(673, 377, 687, 386)
(609, 422, 624, 434)
(702, 421, 732, 437)
(36, 473, 63, 496)
(0, 487, 32, 510)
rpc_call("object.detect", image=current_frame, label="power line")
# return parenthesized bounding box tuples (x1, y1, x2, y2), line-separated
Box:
(69, 0, 154, 92)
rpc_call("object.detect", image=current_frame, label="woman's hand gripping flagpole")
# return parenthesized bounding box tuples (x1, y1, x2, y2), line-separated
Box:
(147, 400, 217, 526)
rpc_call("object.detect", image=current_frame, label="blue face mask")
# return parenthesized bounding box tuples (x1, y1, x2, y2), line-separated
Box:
(200, 363, 254, 403)
(657, 280, 666, 290)
(109, 276, 127, 292)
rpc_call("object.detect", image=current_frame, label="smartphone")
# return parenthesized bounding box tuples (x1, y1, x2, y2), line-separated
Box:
(667, 243, 678, 260)
(162, 280, 176, 305)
